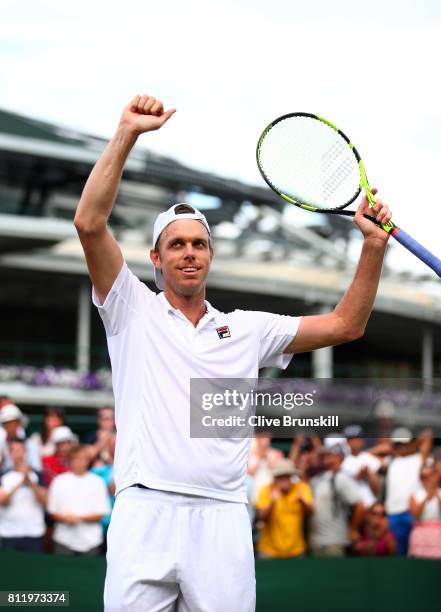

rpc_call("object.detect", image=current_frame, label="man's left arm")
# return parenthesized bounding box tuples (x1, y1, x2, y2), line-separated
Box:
(417, 428, 433, 462)
(284, 190, 391, 354)
(79, 513, 105, 523)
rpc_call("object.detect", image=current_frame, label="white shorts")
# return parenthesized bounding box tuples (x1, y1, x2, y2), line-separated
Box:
(104, 486, 256, 612)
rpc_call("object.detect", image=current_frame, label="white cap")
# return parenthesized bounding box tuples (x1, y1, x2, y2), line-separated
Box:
(343, 424, 364, 438)
(391, 427, 412, 444)
(51, 426, 78, 444)
(272, 458, 299, 478)
(0, 403, 25, 424)
(324, 435, 347, 448)
(320, 442, 346, 456)
(152, 203, 211, 290)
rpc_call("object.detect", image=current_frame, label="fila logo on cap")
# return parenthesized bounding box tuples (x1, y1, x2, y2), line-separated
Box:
(216, 325, 231, 339)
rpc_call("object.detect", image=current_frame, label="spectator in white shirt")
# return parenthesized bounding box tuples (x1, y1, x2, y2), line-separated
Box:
(48, 444, 110, 556)
(341, 424, 381, 508)
(385, 427, 433, 555)
(0, 438, 47, 552)
(408, 463, 441, 559)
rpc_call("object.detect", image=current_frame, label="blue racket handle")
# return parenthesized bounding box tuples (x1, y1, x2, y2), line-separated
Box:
(391, 227, 441, 277)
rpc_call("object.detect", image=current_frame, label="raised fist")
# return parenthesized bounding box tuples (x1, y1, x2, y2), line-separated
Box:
(120, 94, 176, 135)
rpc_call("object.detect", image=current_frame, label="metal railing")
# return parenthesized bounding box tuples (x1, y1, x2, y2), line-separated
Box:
(0, 342, 433, 379)
(0, 341, 109, 371)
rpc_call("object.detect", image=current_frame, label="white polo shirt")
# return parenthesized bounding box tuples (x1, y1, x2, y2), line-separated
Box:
(385, 453, 423, 514)
(0, 471, 45, 538)
(341, 451, 381, 507)
(48, 471, 110, 552)
(93, 262, 301, 503)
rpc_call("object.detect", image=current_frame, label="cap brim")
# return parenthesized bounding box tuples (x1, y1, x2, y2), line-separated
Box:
(273, 469, 298, 477)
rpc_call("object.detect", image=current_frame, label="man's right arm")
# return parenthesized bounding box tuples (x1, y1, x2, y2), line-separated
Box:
(74, 95, 176, 304)
(0, 481, 21, 505)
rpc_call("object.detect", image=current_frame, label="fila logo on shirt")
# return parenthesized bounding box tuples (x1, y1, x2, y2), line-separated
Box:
(216, 325, 231, 339)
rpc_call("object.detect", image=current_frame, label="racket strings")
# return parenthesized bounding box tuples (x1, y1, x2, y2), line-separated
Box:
(322, 156, 357, 201)
(321, 139, 346, 172)
(258, 116, 360, 209)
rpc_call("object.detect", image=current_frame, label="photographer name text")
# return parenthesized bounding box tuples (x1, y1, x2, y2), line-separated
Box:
(201, 415, 339, 428)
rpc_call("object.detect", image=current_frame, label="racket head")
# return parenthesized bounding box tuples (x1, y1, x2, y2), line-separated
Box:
(256, 112, 363, 212)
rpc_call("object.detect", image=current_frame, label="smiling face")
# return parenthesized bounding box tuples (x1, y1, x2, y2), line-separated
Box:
(420, 466, 438, 490)
(56, 440, 74, 458)
(69, 446, 91, 475)
(368, 502, 387, 530)
(347, 437, 364, 454)
(3, 419, 20, 439)
(9, 440, 26, 467)
(45, 411, 64, 432)
(150, 219, 213, 297)
(322, 451, 343, 471)
(98, 407, 115, 432)
(274, 474, 292, 494)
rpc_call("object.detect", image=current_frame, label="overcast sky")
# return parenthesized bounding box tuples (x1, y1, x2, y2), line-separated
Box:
(1, 0, 441, 275)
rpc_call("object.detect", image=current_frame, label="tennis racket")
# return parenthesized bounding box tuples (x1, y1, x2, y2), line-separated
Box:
(256, 112, 441, 278)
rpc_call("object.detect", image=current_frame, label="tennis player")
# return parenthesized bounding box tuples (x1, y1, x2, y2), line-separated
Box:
(74, 95, 391, 612)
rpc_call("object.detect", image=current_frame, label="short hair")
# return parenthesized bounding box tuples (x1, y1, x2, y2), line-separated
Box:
(154, 204, 198, 251)
(8, 437, 25, 445)
(174, 204, 196, 215)
(68, 443, 88, 461)
(368, 501, 385, 514)
(99, 406, 114, 415)
(154, 217, 212, 253)
(45, 405, 65, 418)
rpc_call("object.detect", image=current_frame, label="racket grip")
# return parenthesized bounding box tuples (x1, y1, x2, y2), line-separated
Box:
(391, 228, 441, 277)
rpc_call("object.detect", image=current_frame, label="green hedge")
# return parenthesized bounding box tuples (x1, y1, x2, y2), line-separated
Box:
(0, 551, 439, 611)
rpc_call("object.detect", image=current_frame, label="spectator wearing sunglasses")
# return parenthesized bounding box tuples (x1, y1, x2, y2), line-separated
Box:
(353, 501, 396, 556)
(408, 464, 441, 559)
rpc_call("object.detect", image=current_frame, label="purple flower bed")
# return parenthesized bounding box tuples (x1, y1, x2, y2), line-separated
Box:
(0, 365, 112, 391)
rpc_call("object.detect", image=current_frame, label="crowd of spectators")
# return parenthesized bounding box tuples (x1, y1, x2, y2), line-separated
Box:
(0, 396, 440, 561)
(248, 427, 440, 559)
(0, 398, 112, 555)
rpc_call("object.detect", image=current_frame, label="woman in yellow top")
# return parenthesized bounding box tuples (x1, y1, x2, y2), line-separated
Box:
(255, 458, 313, 558)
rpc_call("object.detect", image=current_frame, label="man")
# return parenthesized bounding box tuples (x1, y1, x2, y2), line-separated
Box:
(74, 94, 391, 611)
(385, 427, 433, 555)
(341, 424, 381, 508)
(0, 403, 41, 474)
(47, 444, 110, 555)
(0, 438, 47, 552)
(42, 425, 78, 486)
(309, 444, 364, 556)
(255, 458, 312, 558)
